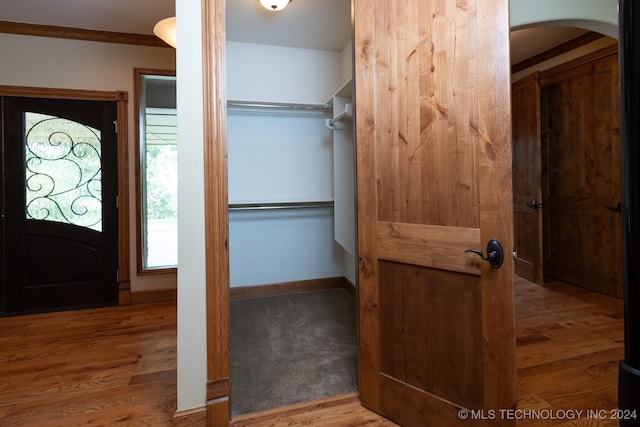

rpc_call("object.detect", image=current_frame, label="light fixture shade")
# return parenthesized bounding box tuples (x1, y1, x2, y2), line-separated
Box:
(259, 0, 291, 11)
(153, 17, 176, 48)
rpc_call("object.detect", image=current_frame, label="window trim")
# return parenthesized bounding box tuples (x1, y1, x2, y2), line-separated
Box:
(134, 68, 177, 275)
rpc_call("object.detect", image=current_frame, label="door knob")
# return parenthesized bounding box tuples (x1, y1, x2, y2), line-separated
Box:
(465, 239, 504, 268)
(524, 200, 542, 210)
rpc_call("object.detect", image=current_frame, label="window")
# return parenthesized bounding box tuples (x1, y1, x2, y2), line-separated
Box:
(135, 69, 177, 272)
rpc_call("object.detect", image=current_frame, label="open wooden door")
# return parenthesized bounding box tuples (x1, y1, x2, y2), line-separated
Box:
(512, 73, 544, 284)
(353, 1, 515, 426)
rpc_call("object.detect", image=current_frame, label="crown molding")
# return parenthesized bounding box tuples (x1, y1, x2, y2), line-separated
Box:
(0, 20, 169, 47)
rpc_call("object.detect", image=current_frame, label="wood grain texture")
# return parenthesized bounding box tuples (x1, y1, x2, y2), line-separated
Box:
(512, 73, 544, 284)
(0, 20, 168, 47)
(174, 407, 207, 427)
(231, 393, 398, 427)
(354, 0, 515, 424)
(0, 279, 622, 426)
(202, 0, 231, 425)
(379, 261, 482, 406)
(515, 276, 624, 427)
(0, 302, 177, 426)
(353, 0, 382, 413)
(377, 222, 481, 274)
(540, 49, 622, 298)
(229, 277, 348, 300)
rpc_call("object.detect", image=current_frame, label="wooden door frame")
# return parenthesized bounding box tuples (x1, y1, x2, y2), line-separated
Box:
(0, 85, 131, 305)
(201, 0, 231, 424)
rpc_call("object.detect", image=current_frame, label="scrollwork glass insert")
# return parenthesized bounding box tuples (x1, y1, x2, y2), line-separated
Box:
(25, 112, 102, 232)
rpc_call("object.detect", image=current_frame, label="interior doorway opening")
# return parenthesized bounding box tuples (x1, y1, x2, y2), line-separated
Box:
(510, 24, 624, 415)
(224, 0, 357, 416)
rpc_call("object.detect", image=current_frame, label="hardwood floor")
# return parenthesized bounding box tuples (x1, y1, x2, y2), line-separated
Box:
(0, 302, 177, 426)
(0, 276, 624, 426)
(515, 276, 624, 427)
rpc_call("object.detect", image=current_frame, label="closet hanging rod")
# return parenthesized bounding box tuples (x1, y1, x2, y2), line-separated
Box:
(229, 201, 334, 211)
(227, 100, 331, 111)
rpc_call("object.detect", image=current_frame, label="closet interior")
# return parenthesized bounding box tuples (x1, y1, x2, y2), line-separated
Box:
(225, 0, 356, 415)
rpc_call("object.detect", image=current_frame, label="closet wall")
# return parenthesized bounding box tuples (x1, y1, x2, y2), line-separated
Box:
(226, 41, 355, 287)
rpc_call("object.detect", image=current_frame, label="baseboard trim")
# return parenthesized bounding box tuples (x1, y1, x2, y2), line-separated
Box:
(173, 406, 207, 427)
(231, 392, 360, 426)
(127, 277, 355, 304)
(118, 281, 131, 306)
(230, 277, 352, 301)
(343, 277, 356, 297)
(131, 288, 177, 304)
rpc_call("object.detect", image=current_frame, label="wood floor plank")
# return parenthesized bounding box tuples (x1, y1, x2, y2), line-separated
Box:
(0, 302, 177, 427)
(515, 277, 624, 427)
(0, 276, 624, 426)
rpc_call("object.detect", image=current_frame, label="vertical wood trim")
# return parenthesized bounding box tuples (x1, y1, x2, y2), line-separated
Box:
(512, 72, 543, 285)
(202, 0, 231, 425)
(476, 0, 517, 417)
(353, 0, 381, 413)
(116, 92, 131, 304)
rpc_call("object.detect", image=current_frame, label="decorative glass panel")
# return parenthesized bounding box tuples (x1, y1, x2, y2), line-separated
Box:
(25, 112, 102, 231)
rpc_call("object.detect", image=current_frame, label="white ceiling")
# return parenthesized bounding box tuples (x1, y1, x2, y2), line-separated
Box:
(0, 0, 595, 62)
(227, 0, 351, 52)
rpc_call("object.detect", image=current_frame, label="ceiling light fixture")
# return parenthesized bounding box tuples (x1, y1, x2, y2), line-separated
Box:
(259, 0, 291, 11)
(154, 17, 176, 48)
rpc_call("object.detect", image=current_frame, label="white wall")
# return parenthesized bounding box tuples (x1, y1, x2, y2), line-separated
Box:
(0, 33, 177, 293)
(510, 0, 618, 38)
(226, 41, 350, 288)
(227, 41, 342, 104)
(175, 0, 207, 411)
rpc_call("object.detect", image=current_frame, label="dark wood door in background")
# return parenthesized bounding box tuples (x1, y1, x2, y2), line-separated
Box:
(541, 50, 623, 298)
(512, 73, 544, 285)
(354, 0, 515, 425)
(1, 97, 118, 314)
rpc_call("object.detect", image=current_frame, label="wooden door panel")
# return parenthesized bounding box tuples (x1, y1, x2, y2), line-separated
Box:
(377, 222, 481, 274)
(541, 51, 622, 298)
(379, 261, 482, 405)
(379, 374, 470, 427)
(545, 212, 620, 296)
(512, 74, 543, 284)
(354, 0, 515, 425)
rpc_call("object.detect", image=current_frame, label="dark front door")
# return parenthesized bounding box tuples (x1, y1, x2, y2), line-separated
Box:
(1, 96, 118, 314)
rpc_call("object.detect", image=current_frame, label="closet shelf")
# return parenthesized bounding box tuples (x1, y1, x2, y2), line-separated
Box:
(229, 200, 334, 211)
